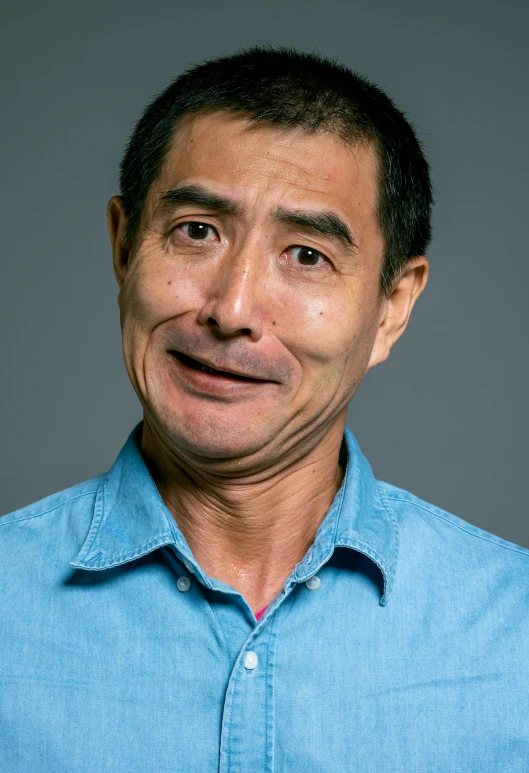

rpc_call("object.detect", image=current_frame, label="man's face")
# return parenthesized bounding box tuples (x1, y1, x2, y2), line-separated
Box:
(111, 111, 410, 465)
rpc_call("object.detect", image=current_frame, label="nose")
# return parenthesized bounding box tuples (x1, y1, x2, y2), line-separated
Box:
(197, 246, 265, 341)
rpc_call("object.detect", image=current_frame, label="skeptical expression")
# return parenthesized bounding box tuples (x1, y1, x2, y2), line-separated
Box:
(108, 111, 427, 466)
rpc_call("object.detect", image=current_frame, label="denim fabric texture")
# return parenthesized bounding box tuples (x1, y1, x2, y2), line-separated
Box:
(1, 421, 528, 772)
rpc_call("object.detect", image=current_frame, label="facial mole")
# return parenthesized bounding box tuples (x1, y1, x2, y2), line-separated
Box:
(167, 281, 172, 285)
(272, 321, 276, 326)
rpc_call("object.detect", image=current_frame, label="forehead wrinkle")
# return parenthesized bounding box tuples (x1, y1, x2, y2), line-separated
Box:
(243, 168, 339, 203)
(252, 150, 335, 186)
(238, 175, 360, 249)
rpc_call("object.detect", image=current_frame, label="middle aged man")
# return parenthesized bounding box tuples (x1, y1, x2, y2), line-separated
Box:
(1, 47, 528, 773)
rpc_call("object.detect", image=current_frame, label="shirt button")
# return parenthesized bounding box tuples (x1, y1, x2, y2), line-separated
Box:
(177, 576, 192, 592)
(305, 575, 321, 591)
(243, 651, 258, 670)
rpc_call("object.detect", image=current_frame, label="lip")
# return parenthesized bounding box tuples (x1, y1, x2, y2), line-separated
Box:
(168, 350, 273, 395)
(169, 349, 271, 381)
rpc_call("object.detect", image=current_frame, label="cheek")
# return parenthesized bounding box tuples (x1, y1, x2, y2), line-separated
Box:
(120, 257, 200, 336)
(119, 258, 195, 384)
(278, 289, 365, 366)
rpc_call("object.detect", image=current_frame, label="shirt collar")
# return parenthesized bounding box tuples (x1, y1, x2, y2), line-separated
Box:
(69, 421, 398, 606)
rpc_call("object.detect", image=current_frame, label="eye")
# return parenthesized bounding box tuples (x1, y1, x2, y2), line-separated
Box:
(282, 245, 328, 267)
(177, 222, 218, 241)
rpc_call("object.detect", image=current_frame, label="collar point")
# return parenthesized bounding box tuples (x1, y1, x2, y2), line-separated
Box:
(68, 558, 89, 570)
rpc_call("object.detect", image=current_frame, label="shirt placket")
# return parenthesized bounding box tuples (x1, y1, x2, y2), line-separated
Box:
(219, 609, 279, 773)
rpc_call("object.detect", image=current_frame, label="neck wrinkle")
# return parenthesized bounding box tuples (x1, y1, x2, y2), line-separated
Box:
(139, 415, 346, 604)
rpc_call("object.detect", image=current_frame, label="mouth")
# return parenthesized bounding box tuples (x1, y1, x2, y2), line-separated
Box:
(169, 350, 266, 382)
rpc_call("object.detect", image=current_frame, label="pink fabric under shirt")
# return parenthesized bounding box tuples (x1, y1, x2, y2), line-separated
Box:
(255, 606, 268, 620)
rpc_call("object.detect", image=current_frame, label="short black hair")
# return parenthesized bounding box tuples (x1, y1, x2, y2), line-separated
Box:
(119, 46, 433, 297)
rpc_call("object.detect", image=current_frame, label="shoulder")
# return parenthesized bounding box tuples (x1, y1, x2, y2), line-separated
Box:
(0, 477, 103, 568)
(1, 476, 102, 529)
(377, 479, 529, 568)
(376, 481, 529, 666)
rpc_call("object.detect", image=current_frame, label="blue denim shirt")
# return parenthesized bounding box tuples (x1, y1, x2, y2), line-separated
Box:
(1, 421, 528, 772)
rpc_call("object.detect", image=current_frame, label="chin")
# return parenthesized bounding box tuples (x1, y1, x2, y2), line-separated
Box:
(153, 405, 274, 461)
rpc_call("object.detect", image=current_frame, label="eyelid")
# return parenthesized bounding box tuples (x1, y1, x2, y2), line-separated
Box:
(284, 244, 331, 267)
(170, 224, 331, 268)
(173, 220, 220, 240)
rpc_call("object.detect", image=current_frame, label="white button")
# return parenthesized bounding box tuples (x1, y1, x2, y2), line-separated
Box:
(305, 575, 321, 591)
(177, 576, 192, 592)
(243, 651, 258, 670)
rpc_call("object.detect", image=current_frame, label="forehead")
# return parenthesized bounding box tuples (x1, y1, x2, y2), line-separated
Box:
(151, 111, 380, 222)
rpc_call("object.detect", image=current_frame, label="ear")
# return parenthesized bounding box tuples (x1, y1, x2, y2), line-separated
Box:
(367, 256, 429, 370)
(107, 195, 132, 291)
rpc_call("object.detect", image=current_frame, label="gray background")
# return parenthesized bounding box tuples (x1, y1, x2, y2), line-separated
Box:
(1, 0, 528, 547)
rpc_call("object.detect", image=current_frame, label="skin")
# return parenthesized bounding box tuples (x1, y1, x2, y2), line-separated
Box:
(107, 110, 428, 614)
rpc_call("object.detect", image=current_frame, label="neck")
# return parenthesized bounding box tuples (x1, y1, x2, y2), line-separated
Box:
(141, 418, 346, 614)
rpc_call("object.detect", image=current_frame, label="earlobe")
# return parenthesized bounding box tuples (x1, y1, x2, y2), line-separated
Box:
(366, 331, 391, 371)
(107, 195, 131, 289)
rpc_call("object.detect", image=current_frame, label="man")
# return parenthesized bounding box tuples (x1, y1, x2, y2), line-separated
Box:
(1, 46, 527, 772)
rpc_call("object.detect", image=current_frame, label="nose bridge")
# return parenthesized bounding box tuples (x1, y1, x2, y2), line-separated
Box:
(204, 235, 267, 337)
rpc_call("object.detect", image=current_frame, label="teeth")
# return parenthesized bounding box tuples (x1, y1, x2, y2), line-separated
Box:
(187, 357, 224, 375)
(196, 363, 219, 374)
(172, 350, 245, 378)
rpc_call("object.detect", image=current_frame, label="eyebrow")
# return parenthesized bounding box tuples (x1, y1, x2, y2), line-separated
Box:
(157, 184, 240, 215)
(275, 209, 357, 251)
(157, 183, 357, 251)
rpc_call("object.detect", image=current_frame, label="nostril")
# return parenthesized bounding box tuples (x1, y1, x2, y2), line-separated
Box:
(207, 317, 251, 337)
